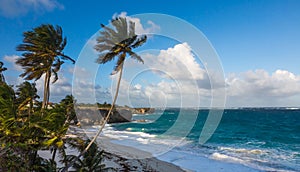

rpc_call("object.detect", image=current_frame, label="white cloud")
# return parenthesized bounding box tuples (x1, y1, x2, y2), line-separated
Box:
(0, 0, 64, 18)
(144, 43, 206, 81)
(226, 69, 300, 107)
(227, 69, 300, 97)
(35, 74, 72, 101)
(3, 55, 23, 71)
(108, 43, 208, 107)
(113, 12, 160, 35)
(108, 42, 300, 107)
(133, 84, 142, 90)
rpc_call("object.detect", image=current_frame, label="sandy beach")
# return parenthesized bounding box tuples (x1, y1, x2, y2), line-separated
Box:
(97, 136, 261, 172)
(98, 136, 187, 172)
(76, 125, 261, 172)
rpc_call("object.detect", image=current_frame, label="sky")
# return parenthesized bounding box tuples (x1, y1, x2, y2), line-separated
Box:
(0, 0, 300, 107)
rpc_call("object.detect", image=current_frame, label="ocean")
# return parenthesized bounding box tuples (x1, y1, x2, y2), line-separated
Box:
(96, 108, 300, 172)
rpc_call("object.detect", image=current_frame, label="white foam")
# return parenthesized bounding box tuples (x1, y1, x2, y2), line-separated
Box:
(83, 126, 298, 172)
(92, 125, 191, 157)
(96, 126, 261, 171)
(218, 146, 268, 155)
(211, 152, 247, 164)
(158, 151, 260, 172)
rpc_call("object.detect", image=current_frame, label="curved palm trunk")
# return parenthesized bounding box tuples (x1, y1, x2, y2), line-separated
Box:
(83, 62, 124, 153)
(0, 74, 5, 83)
(42, 70, 51, 110)
(51, 148, 57, 162)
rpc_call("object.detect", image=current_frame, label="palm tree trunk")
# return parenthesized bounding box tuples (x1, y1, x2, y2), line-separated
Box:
(42, 70, 51, 110)
(0, 74, 5, 83)
(51, 148, 57, 162)
(29, 150, 38, 168)
(28, 99, 32, 122)
(82, 62, 124, 153)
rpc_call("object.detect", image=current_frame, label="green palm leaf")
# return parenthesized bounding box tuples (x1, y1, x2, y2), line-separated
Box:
(16, 24, 75, 109)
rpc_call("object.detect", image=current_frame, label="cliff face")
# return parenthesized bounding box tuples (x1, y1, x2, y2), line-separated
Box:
(75, 108, 132, 125)
(131, 108, 155, 114)
(100, 109, 132, 123)
(75, 107, 155, 125)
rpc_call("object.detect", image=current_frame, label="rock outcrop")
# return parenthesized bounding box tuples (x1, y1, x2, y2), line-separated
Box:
(75, 107, 132, 125)
(100, 108, 132, 123)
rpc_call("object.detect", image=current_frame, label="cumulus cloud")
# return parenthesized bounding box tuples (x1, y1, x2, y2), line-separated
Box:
(113, 12, 160, 34)
(34, 74, 72, 101)
(227, 69, 300, 97)
(3, 55, 23, 71)
(0, 0, 64, 18)
(143, 43, 206, 81)
(107, 42, 300, 107)
(226, 69, 300, 107)
(108, 43, 209, 107)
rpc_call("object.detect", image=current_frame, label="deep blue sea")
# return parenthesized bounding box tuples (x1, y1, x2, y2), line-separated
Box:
(106, 108, 300, 171)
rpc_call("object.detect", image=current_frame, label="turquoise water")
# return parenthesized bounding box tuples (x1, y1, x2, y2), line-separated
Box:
(112, 108, 300, 171)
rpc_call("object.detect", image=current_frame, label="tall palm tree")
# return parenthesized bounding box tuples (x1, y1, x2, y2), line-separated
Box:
(0, 61, 7, 83)
(16, 24, 75, 110)
(83, 17, 147, 152)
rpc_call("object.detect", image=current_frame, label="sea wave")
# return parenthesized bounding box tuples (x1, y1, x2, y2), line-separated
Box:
(218, 146, 268, 155)
(98, 125, 191, 157)
(82, 124, 299, 172)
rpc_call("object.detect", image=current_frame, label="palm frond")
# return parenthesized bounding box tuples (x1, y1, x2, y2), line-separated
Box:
(94, 43, 114, 52)
(128, 21, 135, 38)
(60, 54, 75, 64)
(113, 53, 126, 73)
(128, 51, 144, 64)
(96, 51, 118, 64)
(131, 35, 147, 48)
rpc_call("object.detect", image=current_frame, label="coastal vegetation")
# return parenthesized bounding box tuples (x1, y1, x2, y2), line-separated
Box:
(16, 24, 75, 110)
(0, 16, 149, 171)
(0, 24, 107, 171)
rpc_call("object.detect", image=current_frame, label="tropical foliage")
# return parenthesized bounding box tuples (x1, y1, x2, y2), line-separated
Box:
(16, 24, 75, 109)
(0, 24, 109, 171)
(65, 141, 113, 172)
(0, 80, 108, 171)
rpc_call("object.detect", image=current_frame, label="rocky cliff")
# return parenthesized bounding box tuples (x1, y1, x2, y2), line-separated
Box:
(75, 107, 132, 125)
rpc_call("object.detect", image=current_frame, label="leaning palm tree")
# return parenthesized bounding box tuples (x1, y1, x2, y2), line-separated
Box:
(83, 17, 147, 152)
(0, 61, 7, 83)
(16, 24, 75, 110)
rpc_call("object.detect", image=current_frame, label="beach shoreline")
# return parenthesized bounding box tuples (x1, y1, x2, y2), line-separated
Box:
(97, 135, 261, 172)
(39, 125, 265, 172)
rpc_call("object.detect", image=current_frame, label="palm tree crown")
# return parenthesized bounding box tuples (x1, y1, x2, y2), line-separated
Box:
(95, 17, 147, 73)
(16, 81, 39, 116)
(16, 24, 75, 109)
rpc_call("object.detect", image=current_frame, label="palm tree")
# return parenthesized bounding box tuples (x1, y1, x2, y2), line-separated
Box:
(16, 24, 75, 110)
(66, 141, 109, 172)
(60, 94, 77, 125)
(0, 61, 7, 83)
(83, 17, 147, 152)
(16, 81, 40, 119)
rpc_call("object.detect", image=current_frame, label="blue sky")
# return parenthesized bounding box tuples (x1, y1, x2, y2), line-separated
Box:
(1, 0, 300, 107)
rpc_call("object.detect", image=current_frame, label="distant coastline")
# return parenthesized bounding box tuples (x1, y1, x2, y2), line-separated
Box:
(75, 105, 155, 125)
